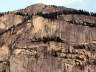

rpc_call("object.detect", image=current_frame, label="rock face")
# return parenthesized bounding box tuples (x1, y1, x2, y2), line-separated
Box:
(0, 3, 96, 72)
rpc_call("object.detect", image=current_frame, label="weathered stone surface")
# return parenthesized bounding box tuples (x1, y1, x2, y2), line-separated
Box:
(0, 3, 96, 72)
(0, 45, 10, 61)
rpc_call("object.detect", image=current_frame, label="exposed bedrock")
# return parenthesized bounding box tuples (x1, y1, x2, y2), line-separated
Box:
(0, 4, 96, 72)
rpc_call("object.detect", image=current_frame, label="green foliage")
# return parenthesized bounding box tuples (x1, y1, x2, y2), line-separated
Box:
(15, 12, 32, 20)
(31, 36, 64, 43)
(37, 12, 58, 19)
(36, 9, 96, 20)
(15, 12, 26, 16)
(0, 13, 4, 17)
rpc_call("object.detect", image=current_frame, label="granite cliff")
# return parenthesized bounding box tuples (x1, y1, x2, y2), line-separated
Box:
(0, 3, 96, 72)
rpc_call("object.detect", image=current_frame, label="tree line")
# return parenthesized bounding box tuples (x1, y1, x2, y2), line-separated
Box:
(36, 9, 96, 19)
(0, 9, 96, 19)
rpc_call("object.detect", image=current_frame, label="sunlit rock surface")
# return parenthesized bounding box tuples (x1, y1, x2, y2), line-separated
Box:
(0, 3, 96, 72)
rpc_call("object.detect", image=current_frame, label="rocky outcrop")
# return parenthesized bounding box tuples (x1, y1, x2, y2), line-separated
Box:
(0, 3, 96, 72)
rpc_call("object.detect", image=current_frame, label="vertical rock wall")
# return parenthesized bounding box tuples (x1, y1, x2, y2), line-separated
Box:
(0, 15, 96, 72)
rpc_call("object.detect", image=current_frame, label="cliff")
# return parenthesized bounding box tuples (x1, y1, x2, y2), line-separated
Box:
(0, 3, 96, 72)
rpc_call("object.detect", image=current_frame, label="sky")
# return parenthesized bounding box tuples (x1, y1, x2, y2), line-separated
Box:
(0, 0, 96, 12)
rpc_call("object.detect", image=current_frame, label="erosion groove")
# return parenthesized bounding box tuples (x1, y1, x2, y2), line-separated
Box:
(0, 3, 96, 72)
